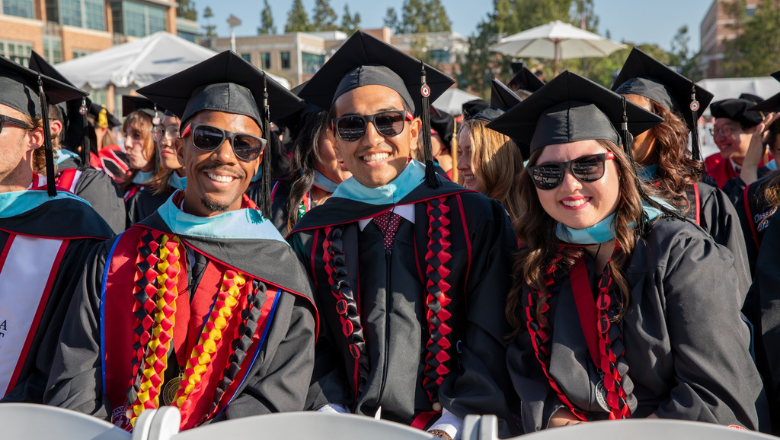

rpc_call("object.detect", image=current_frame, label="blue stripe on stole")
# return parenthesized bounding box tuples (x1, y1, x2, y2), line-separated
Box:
(100, 232, 125, 389)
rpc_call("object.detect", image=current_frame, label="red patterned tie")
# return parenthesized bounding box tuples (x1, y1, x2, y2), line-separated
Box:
(372, 210, 402, 250)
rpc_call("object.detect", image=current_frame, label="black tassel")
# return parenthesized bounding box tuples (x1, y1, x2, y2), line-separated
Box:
(689, 84, 702, 162)
(79, 98, 90, 171)
(420, 62, 440, 188)
(38, 75, 56, 197)
(260, 73, 273, 219)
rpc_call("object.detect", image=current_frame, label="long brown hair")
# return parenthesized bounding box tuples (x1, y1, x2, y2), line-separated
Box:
(506, 139, 645, 336)
(761, 121, 780, 217)
(120, 111, 159, 193)
(459, 119, 525, 221)
(643, 100, 704, 213)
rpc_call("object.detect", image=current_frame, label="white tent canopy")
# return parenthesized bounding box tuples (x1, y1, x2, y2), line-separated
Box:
(54, 31, 290, 90)
(697, 76, 780, 105)
(433, 88, 482, 115)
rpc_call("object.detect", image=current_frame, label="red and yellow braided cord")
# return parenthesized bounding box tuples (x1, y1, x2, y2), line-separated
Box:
(129, 235, 181, 426)
(174, 269, 246, 412)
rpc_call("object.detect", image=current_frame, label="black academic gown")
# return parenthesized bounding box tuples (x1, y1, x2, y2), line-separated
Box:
(0, 195, 113, 404)
(247, 179, 294, 236)
(124, 186, 174, 228)
(508, 216, 765, 432)
(57, 157, 125, 234)
(733, 173, 777, 276)
(721, 165, 774, 204)
(288, 178, 521, 438)
(44, 205, 318, 429)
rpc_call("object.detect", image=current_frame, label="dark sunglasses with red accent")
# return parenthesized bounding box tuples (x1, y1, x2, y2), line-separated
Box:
(527, 152, 615, 190)
(0, 115, 31, 134)
(331, 110, 414, 142)
(181, 123, 267, 162)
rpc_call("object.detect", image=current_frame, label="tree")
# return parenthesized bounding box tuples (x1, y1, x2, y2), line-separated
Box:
(722, 0, 748, 76)
(341, 4, 361, 35)
(384, 7, 400, 32)
(258, 0, 277, 35)
(285, 0, 312, 33)
(202, 6, 216, 38)
(424, 0, 452, 33)
(177, 0, 197, 21)
(724, 0, 780, 77)
(312, 0, 339, 31)
(400, 0, 427, 34)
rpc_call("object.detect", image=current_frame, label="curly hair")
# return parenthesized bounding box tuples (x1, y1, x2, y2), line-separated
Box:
(286, 109, 329, 230)
(506, 139, 645, 337)
(19, 114, 49, 175)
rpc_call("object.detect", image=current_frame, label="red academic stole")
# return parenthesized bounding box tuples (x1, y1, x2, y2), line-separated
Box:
(102, 226, 281, 431)
(55, 168, 82, 193)
(0, 233, 68, 396)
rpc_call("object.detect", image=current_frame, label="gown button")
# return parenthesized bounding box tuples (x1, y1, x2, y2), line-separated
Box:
(432, 402, 442, 411)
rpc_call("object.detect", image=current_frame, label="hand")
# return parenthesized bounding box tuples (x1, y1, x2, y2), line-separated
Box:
(428, 429, 452, 440)
(741, 112, 779, 185)
(548, 407, 587, 428)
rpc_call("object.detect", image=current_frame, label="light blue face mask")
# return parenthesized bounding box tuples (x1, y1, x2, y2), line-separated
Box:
(133, 171, 155, 185)
(312, 169, 340, 193)
(766, 159, 778, 172)
(555, 197, 672, 245)
(54, 149, 79, 165)
(636, 164, 658, 182)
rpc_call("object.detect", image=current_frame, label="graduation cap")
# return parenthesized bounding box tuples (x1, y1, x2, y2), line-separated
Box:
(136, 50, 304, 218)
(462, 99, 489, 120)
(0, 55, 87, 196)
(750, 71, 780, 113)
(276, 81, 324, 143)
(469, 79, 529, 159)
(508, 63, 545, 96)
(122, 95, 164, 125)
(612, 47, 714, 161)
(710, 98, 764, 128)
(28, 50, 92, 170)
(297, 30, 455, 188)
(429, 106, 454, 147)
(89, 103, 120, 129)
(739, 93, 763, 105)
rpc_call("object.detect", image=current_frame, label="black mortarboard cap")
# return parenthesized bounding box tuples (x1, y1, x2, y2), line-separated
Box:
(277, 80, 323, 142)
(462, 99, 489, 120)
(89, 102, 120, 128)
(750, 71, 780, 113)
(0, 55, 87, 196)
(429, 106, 454, 146)
(487, 71, 663, 155)
(472, 79, 522, 123)
(137, 50, 304, 219)
(612, 47, 713, 160)
(508, 64, 545, 95)
(297, 30, 455, 188)
(710, 98, 764, 127)
(122, 95, 164, 123)
(739, 93, 763, 105)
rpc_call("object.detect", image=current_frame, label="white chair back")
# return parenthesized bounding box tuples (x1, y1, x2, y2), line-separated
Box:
(0, 403, 130, 440)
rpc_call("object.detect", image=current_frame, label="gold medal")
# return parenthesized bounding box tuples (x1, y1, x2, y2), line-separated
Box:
(162, 368, 184, 406)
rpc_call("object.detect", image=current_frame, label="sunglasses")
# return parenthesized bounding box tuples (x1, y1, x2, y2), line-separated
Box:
(0, 115, 30, 134)
(181, 123, 266, 162)
(331, 110, 414, 142)
(527, 152, 615, 190)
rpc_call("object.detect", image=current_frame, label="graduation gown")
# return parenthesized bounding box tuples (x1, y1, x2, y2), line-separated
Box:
(508, 216, 764, 432)
(734, 173, 777, 276)
(288, 166, 521, 438)
(0, 187, 113, 404)
(45, 194, 318, 431)
(56, 157, 125, 234)
(721, 165, 774, 204)
(247, 179, 303, 236)
(125, 187, 174, 228)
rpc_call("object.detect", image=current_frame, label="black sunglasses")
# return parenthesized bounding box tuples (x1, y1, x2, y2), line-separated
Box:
(527, 152, 615, 190)
(0, 115, 30, 134)
(331, 110, 414, 142)
(181, 123, 267, 162)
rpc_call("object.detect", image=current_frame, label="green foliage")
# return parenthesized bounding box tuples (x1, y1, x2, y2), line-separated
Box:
(177, 0, 197, 21)
(393, 0, 452, 34)
(724, 0, 780, 77)
(312, 0, 340, 31)
(341, 4, 361, 36)
(384, 7, 400, 31)
(285, 0, 313, 33)
(202, 6, 216, 38)
(258, 0, 277, 35)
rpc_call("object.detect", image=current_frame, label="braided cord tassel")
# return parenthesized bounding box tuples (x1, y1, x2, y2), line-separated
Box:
(129, 235, 181, 426)
(422, 197, 453, 404)
(174, 270, 246, 412)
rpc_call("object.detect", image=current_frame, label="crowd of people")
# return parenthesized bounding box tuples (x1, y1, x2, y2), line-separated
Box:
(2, 29, 780, 438)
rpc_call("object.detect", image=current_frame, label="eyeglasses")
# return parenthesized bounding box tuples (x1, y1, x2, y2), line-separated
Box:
(152, 125, 180, 142)
(710, 125, 739, 138)
(331, 110, 413, 142)
(0, 115, 30, 134)
(180, 123, 267, 162)
(527, 153, 615, 190)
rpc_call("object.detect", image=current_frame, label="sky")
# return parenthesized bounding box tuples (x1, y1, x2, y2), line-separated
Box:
(198, 0, 715, 53)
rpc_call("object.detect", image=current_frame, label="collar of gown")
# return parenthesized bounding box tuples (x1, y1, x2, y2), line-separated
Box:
(332, 159, 425, 205)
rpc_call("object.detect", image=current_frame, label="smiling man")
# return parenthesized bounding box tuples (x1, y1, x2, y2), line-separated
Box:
(289, 31, 520, 439)
(44, 52, 318, 432)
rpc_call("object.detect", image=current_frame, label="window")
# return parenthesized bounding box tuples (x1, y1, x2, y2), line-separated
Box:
(301, 52, 324, 74)
(59, 0, 82, 26)
(241, 53, 251, 63)
(116, 1, 167, 37)
(0, 39, 33, 65)
(45, 0, 105, 31)
(44, 36, 62, 64)
(746, 6, 757, 17)
(429, 49, 450, 64)
(72, 48, 94, 59)
(177, 30, 197, 42)
(84, 0, 105, 30)
(261, 52, 271, 69)
(280, 51, 291, 70)
(3, 0, 35, 18)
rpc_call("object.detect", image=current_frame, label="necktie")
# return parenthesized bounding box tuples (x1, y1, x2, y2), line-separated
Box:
(372, 210, 402, 250)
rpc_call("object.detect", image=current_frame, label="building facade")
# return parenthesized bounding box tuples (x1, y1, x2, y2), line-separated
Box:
(700, 0, 760, 78)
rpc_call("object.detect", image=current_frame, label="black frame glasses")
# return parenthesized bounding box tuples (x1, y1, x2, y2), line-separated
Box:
(527, 152, 615, 190)
(0, 115, 31, 134)
(181, 123, 267, 162)
(331, 110, 414, 141)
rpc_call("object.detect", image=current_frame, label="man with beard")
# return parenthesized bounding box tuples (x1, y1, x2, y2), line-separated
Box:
(45, 51, 318, 432)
